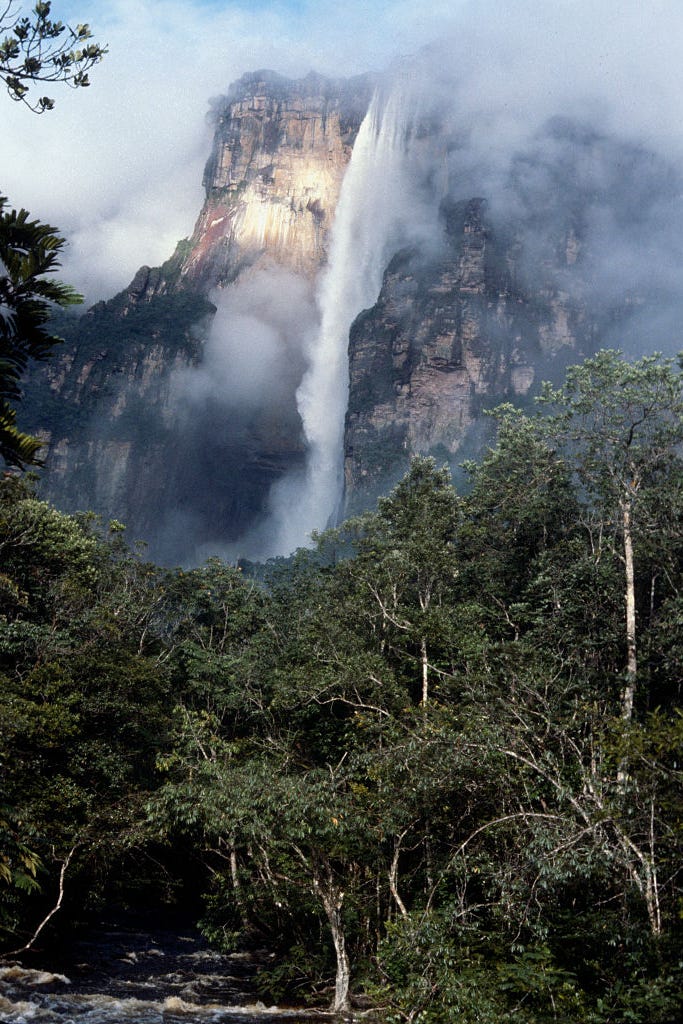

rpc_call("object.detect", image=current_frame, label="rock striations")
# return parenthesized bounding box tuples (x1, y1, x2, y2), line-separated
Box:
(177, 70, 372, 286)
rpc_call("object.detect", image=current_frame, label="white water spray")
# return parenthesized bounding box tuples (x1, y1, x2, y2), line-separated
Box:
(271, 88, 414, 553)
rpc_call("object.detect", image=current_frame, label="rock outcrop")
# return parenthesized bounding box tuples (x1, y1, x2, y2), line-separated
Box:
(21, 71, 679, 563)
(176, 70, 372, 287)
(21, 71, 372, 562)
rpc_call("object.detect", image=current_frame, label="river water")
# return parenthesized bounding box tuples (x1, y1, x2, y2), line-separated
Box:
(0, 918, 336, 1024)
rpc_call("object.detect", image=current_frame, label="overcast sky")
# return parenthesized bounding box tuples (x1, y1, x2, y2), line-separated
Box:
(3, 0, 683, 303)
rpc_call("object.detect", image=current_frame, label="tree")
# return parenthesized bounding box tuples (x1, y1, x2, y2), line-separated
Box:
(0, 477, 177, 950)
(143, 434, 682, 1020)
(539, 350, 683, 722)
(1, 6, 106, 462)
(344, 457, 462, 706)
(459, 405, 578, 641)
(0, 1, 105, 112)
(0, 196, 82, 466)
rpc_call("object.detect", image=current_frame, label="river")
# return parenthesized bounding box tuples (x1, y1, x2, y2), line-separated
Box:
(0, 916, 340, 1023)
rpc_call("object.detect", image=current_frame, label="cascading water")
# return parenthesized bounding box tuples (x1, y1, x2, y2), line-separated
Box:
(270, 86, 414, 554)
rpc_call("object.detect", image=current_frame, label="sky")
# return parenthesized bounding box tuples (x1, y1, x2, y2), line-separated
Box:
(1, 0, 470, 302)
(3, 0, 683, 303)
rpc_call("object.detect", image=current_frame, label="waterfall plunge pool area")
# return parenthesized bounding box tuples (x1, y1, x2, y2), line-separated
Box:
(0, 917, 351, 1024)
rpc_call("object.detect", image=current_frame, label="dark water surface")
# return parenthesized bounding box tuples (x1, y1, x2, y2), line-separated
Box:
(0, 918, 335, 1023)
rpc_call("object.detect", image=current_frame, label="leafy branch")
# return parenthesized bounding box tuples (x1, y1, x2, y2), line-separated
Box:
(0, 1, 106, 111)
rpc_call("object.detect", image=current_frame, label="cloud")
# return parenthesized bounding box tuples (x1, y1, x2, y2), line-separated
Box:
(175, 265, 316, 411)
(375, 1, 683, 363)
(405, 0, 683, 167)
(6, 0, 683, 565)
(6, 0, 681, 303)
(1, 0, 469, 303)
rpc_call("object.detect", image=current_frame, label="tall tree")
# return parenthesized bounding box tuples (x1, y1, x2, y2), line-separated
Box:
(346, 457, 462, 706)
(539, 350, 683, 722)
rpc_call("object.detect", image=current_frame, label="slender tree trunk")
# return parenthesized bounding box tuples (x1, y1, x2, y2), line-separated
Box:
(614, 817, 662, 937)
(320, 888, 351, 1012)
(228, 839, 250, 931)
(621, 499, 637, 722)
(8, 845, 76, 956)
(309, 858, 351, 1013)
(389, 834, 408, 918)
(421, 637, 428, 706)
(424, 825, 434, 895)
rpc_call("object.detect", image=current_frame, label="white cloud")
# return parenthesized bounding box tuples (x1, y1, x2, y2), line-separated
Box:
(1, 0, 477, 301)
(3, 0, 683, 304)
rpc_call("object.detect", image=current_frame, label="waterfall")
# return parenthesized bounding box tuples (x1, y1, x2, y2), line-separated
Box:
(271, 88, 412, 554)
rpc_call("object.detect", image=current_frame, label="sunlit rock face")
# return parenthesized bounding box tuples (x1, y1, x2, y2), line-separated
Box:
(22, 71, 373, 563)
(178, 71, 373, 286)
(22, 71, 682, 564)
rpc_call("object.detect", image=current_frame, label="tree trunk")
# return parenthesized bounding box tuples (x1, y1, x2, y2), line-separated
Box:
(310, 858, 351, 1013)
(621, 498, 637, 722)
(421, 637, 428, 706)
(321, 889, 351, 1012)
(229, 839, 250, 931)
(8, 845, 76, 955)
(389, 835, 408, 918)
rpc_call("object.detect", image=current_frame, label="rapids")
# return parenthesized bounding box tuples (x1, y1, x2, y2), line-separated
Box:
(0, 919, 336, 1023)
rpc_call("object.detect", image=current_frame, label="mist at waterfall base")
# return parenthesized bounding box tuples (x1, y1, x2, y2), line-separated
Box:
(155, 267, 315, 564)
(178, 87, 442, 564)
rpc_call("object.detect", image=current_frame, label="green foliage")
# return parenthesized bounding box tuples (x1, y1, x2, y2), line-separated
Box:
(0, 805, 41, 892)
(0, 1, 106, 112)
(538, 349, 683, 505)
(0, 476, 180, 945)
(0, 197, 83, 466)
(376, 915, 589, 1024)
(1, 351, 682, 1021)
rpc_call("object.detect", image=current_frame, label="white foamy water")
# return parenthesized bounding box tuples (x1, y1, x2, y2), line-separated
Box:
(0, 926, 325, 1023)
(0, 988, 309, 1023)
(269, 87, 415, 554)
(0, 989, 309, 1023)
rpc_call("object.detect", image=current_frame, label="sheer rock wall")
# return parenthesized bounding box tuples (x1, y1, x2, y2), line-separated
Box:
(343, 197, 600, 508)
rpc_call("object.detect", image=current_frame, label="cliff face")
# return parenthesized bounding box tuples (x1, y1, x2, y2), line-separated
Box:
(341, 110, 679, 511)
(176, 70, 372, 286)
(22, 71, 372, 562)
(22, 72, 676, 563)
(26, 282, 309, 562)
(343, 196, 602, 508)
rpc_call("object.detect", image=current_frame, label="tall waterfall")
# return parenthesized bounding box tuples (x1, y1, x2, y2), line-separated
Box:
(271, 88, 413, 554)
